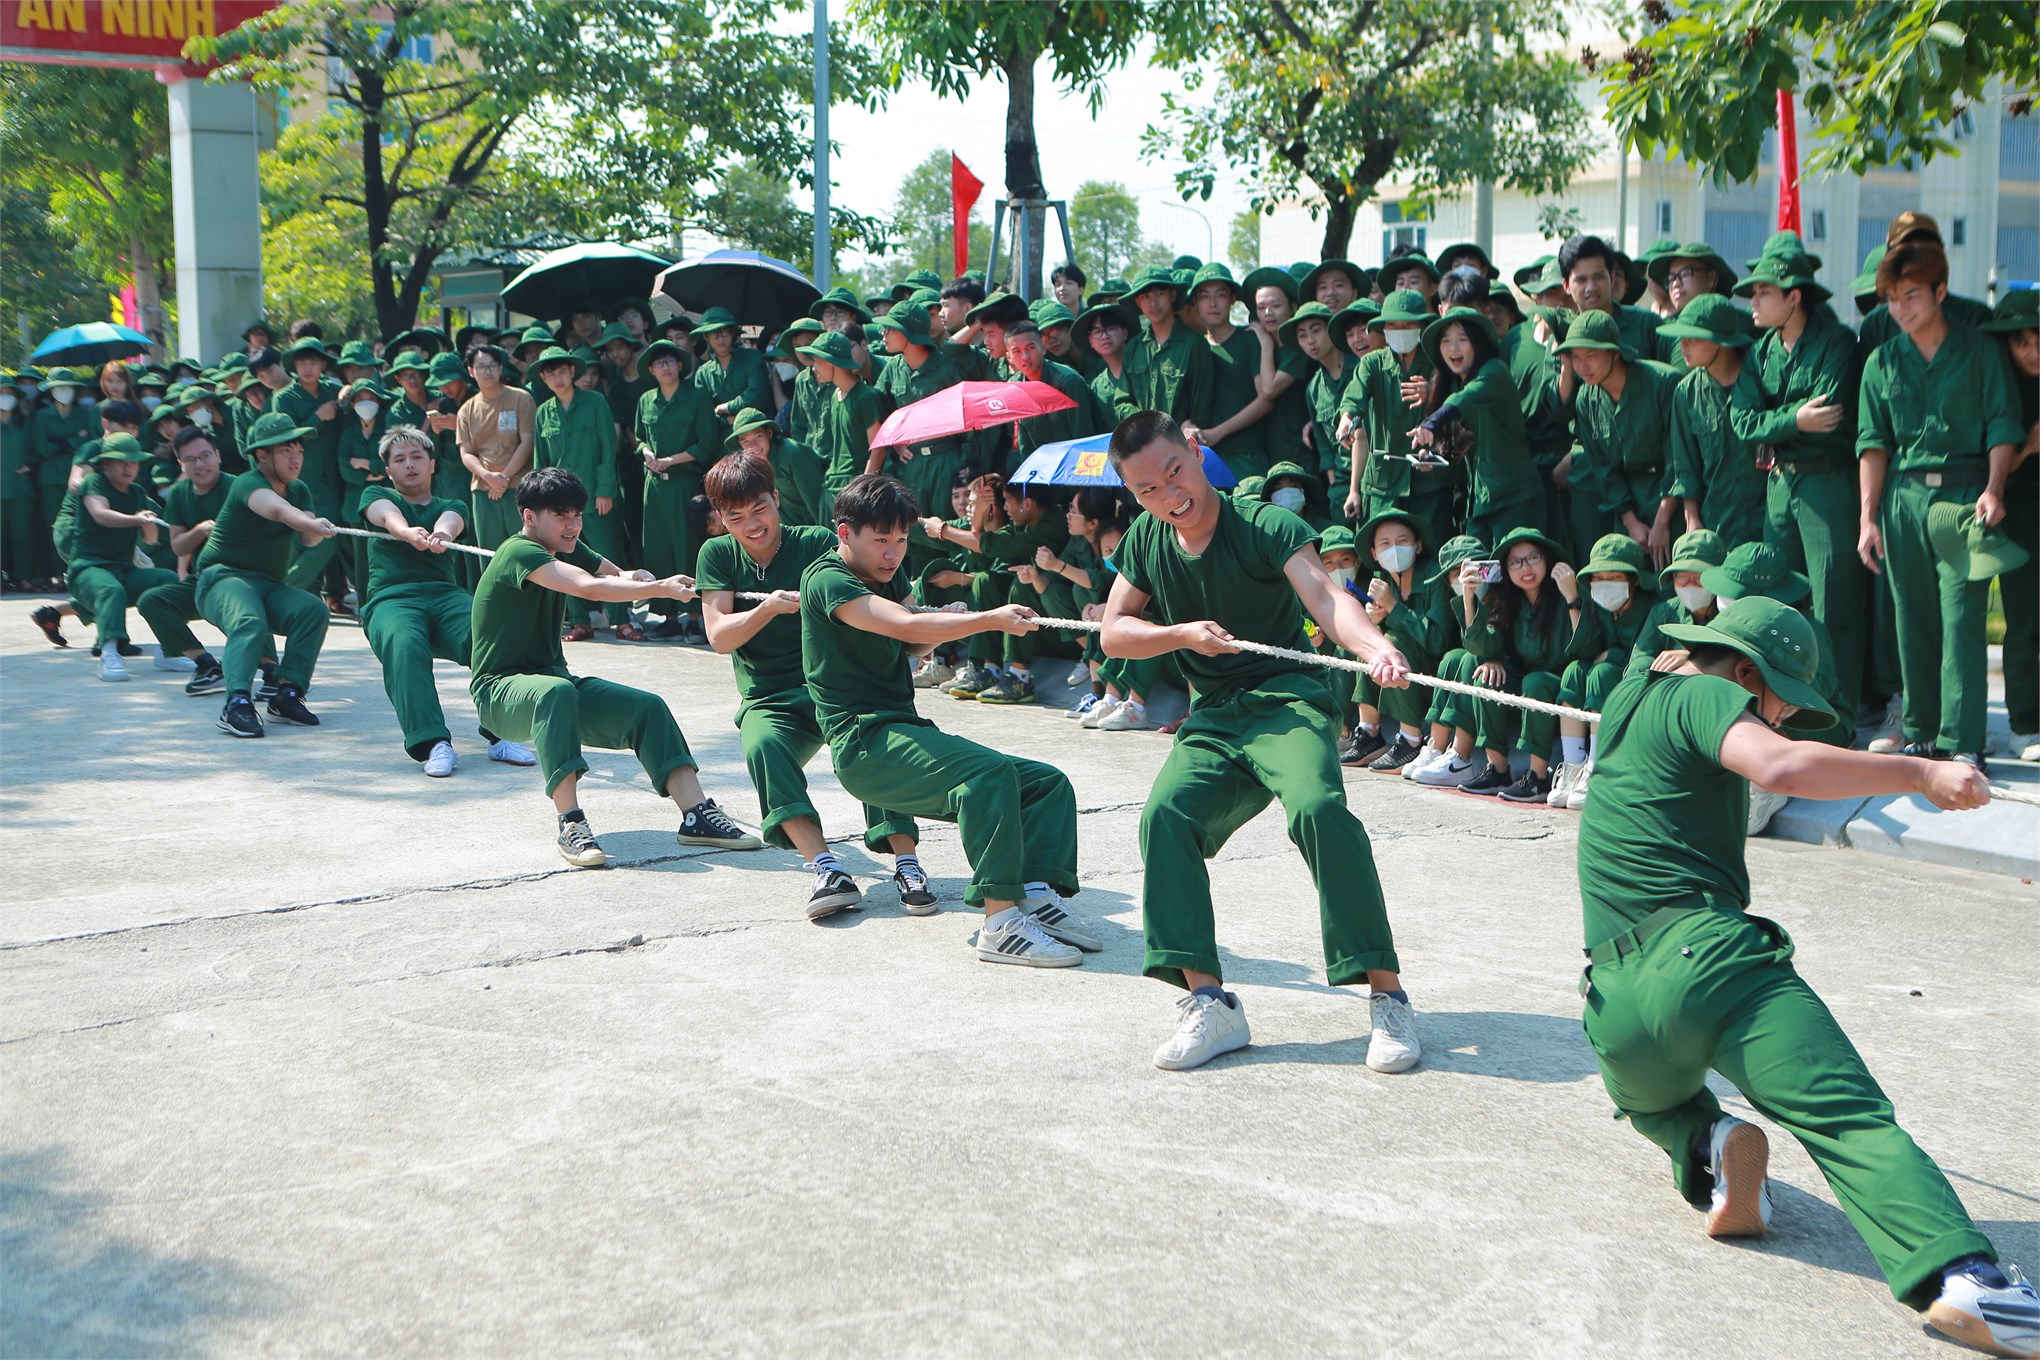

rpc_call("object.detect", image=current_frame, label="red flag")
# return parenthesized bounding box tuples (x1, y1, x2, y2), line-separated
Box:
(1776, 90, 1802, 235)
(951, 154, 984, 278)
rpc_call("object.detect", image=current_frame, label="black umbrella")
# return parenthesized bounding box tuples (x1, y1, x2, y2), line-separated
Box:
(653, 249, 821, 332)
(500, 242, 673, 321)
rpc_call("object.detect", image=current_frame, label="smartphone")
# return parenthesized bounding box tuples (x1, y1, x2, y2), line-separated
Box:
(1470, 559, 1502, 583)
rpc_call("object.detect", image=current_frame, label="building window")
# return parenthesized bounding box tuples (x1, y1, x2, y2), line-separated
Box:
(1808, 208, 1827, 241)
(1654, 200, 1673, 235)
(1381, 200, 1431, 261)
(1702, 209, 1771, 280)
(1951, 216, 1967, 247)
(1999, 224, 2039, 285)
(2002, 118, 2040, 180)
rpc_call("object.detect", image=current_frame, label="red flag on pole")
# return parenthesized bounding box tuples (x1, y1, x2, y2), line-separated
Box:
(1775, 90, 1802, 235)
(951, 154, 984, 279)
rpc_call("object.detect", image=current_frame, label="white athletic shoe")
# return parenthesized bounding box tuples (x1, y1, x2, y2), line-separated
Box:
(1154, 990, 1251, 1070)
(1565, 764, 1594, 811)
(1993, 729, 2040, 760)
(1747, 785, 1791, 835)
(1079, 695, 1121, 729)
(1366, 992, 1421, 1073)
(1928, 1260, 2040, 1359)
(487, 738, 537, 766)
(152, 652, 197, 672)
(98, 652, 130, 682)
(2024, 739, 2040, 765)
(1096, 699, 1150, 731)
(1547, 760, 1578, 807)
(913, 658, 956, 690)
(976, 909, 1082, 968)
(423, 740, 457, 778)
(1412, 751, 1479, 787)
(1021, 892, 1102, 951)
(1704, 1116, 1773, 1238)
(1401, 745, 1447, 782)
(1866, 693, 1905, 753)
(1063, 692, 1101, 720)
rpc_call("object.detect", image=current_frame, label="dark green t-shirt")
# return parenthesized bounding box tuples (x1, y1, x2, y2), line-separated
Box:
(160, 477, 228, 533)
(468, 531, 603, 686)
(71, 471, 151, 569)
(1113, 497, 1319, 705)
(800, 552, 918, 747)
(697, 523, 838, 702)
(358, 485, 464, 601)
(818, 382, 885, 495)
(1576, 670, 1755, 947)
(195, 469, 315, 581)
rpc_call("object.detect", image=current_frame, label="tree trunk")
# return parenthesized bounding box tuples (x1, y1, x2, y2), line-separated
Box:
(1317, 194, 1357, 261)
(128, 232, 166, 360)
(357, 66, 404, 338)
(1001, 45, 1046, 300)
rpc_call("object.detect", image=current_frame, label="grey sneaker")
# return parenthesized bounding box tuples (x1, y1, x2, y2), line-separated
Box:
(944, 662, 998, 697)
(558, 818, 608, 868)
(1022, 893, 1101, 951)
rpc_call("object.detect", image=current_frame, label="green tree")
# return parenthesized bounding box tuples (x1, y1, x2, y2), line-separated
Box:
(1599, 0, 2037, 182)
(697, 157, 891, 274)
(842, 150, 991, 288)
(0, 65, 173, 350)
(1068, 180, 1172, 282)
(0, 186, 107, 369)
(1145, 0, 1593, 260)
(198, 0, 877, 336)
(1229, 205, 1262, 272)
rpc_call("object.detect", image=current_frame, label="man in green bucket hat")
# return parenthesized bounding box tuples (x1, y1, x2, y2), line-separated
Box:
(530, 347, 634, 638)
(691, 307, 769, 423)
(1699, 541, 1849, 757)
(1124, 264, 1216, 431)
(1645, 242, 1742, 367)
(274, 338, 352, 610)
(1278, 301, 1352, 493)
(802, 330, 884, 498)
(724, 405, 824, 529)
(814, 286, 870, 332)
(1180, 262, 1271, 479)
(1337, 289, 1442, 528)
(774, 317, 827, 446)
(1660, 294, 1768, 550)
(1299, 258, 1370, 312)
(1557, 234, 1662, 381)
(1554, 308, 1681, 568)
(1574, 594, 2035, 1357)
(1030, 297, 1099, 382)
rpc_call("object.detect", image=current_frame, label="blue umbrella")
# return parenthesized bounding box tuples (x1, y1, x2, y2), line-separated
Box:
(653, 249, 821, 332)
(1007, 432, 1239, 490)
(31, 322, 153, 367)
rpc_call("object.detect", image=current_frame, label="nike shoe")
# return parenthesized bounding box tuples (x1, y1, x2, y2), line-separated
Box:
(217, 694, 264, 738)
(184, 660, 225, 696)
(1412, 751, 1481, 788)
(1497, 768, 1552, 803)
(1154, 990, 1250, 1071)
(1368, 735, 1421, 773)
(1341, 728, 1389, 766)
(1460, 761, 1512, 796)
(487, 738, 537, 766)
(1401, 745, 1448, 782)
(266, 684, 320, 726)
(97, 652, 130, 683)
(1565, 765, 1595, 811)
(152, 652, 197, 672)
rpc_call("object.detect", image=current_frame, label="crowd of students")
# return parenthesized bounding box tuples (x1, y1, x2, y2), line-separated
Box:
(4, 215, 2039, 1358)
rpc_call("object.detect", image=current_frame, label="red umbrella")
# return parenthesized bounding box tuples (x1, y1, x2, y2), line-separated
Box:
(870, 380, 1077, 449)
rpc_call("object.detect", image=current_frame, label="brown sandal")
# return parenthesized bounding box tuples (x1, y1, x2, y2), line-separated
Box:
(563, 623, 595, 642)
(615, 623, 649, 642)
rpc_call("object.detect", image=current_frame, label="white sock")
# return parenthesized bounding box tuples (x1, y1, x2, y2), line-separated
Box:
(1587, 733, 1600, 766)
(985, 906, 1019, 929)
(1357, 720, 1379, 736)
(1023, 880, 1050, 902)
(1121, 697, 1144, 713)
(811, 851, 842, 875)
(1562, 736, 1588, 765)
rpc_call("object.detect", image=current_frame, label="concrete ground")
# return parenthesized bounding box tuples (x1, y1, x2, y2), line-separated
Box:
(1, 597, 2035, 1359)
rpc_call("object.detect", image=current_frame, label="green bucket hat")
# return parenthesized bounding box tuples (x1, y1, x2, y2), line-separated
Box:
(1659, 528, 1728, 585)
(1072, 300, 1138, 354)
(1747, 230, 1821, 273)
(597, 321, 641, 351)
(1435, 242, 1499, 279)
(1660, 596, 1836, 730)
(902, 288, 941, 309)
(384, 352, 430, 378)
(1419, 306, 1498, 372)
(1646, 243, 1737, 294)
(797, 331, 858, 368)
(1232, 474, 1267, 504)
(43, 367, 82, 390)
(93, 432, 151, 463)
(1332, 300, 1381, 342)
(814, 286, 870, 324)
(1240, 266, 1300, 303)
(1427, 534, 1491, 582)
(1355, 506, 1430, 555)
(1090, 277, 1132, 303)
(1734, 249, 1830, 307)
(1125, 264, 1184, 303)
(1701, 541, 1810, 606)
(775, 317, 824, 358)
(135, 369, 170, 391)
(243, 410, 319, 453)
(1278, 301, 1343, 353)
(1982, 289, 2039, 333)
(1170, 254, 1203, 272)
(337, 339, 381, 368)
(1635, 237, 1683, 270)
(1299, 259, 1372, 300)
(1318, 524, 1357, 556)
(692, 306, 741, 337)
(878, 302, 936, 348)
(385, 326, 449, 356)
(281, 337, 333, 366)
(892, 268, 943, 302)
(1525, 257, 1568, 296)
(724, 407, 779, 450)
(1491, 525, 1568, 568)
(144, 403, 186, 434)
(1580, 531, 1651, 579)
(1552, 308, 1634, 360)
(1511, 255, 1556, 291)
(531, 345, 589, 377)
(1928, 502, 2032, 583)
(1657, 294, 1752, 348)
(340, 378, 395, 406)
(1381, 251, 1440, 286)
(427, 353, 472, 386)
(1188, 262, 1241, 301)
(214, 351, 250, 375)
(1850, 245, 1886, 313)
(0, 372, 19, 392)
(639, 339, 692, 374)
(514, 324, 555, 356)
(1369, 289, 1434, 329)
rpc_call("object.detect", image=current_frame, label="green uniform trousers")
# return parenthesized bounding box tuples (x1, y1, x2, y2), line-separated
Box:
(1998, 473, 2037, 735)
(195, 567, 327, 694)
(1566, 482, 1613, 565)
(1880, 475, 1989, 752)
(1559, 659, 1623, 721)
(831, 717, 1077, 905)
(1765, 463, 1867, 711)
(1099, 653, 1168, 700)
(641, 469, 706, 621)
(2, 492, 35, 582)
(1582, 905, 1993, 1308)
(472, 670, 693, 799)
(964, 571, 1041, 666)
(1138, 676, 1397, 988)
(469, 487, 522, 553)
(363, 584, 485, 759)
(284, 532, 347, 597)
(36, 482, 66, 578)
(1431, 649, 1560, 758)
(69, 563, 198, 654)
(737, 689, 916, 852)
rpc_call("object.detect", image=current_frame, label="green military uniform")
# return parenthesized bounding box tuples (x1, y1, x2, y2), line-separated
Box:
(1115, 496, 1396, 987)
(469, 532, 694, 798)
(1303, 356, 1351, 486)
(134, 475, 232, 653)
(635, 375, 723, 622)
(1559, 534, 1654, 719)
(1126, 321, 1217, 432)
(692, 341, 771, 424)
(274, 367, 348, 596)
(697, 524, 915, 851)
(1353, 511, 1450, 732)
(873, 336, 967, 526)
(1503, 321, 1572, 544)
(67, 457, 198, 656)
(194, 466, 330, 695)
(800, 553, 1077, 904)
(965, 511, 1068, 669)
(1857, 291, 1992, 354)
(1204, 324, 1269, 481)
(816, 380, 884, 499)
(747, 424, 826, 528)
(1344, 336, 1452, 533)
(533, 373, 628, 629)
(0, 397, 33, 583)
(1565, 339, 1680, 561)
(358, 485, 491, 759)
(1660, 295, 1769, 549)
(30, 387, 93, 577)
(1983, 295, 2038, 738)
(1421, 311, 1547, 545)
(335, 405, 389, 598)
(1460, 528, 1580, 759)
(1856, 322, 2023, 754)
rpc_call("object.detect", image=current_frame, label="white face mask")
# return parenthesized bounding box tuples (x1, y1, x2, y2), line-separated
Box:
(1385, 329, 1422, 355)
(52, 388, 75, 406)
(1715, 593, 1739, 613)
(1376, 542, 1416, 574)
(0, 394, 15, 413)
(191, 407, 214, 427)
(141, 394, 162, 410)
(1328, 566, 1357, 589)
(1270, 487, 1306, 513)
(1590, 580, 1631, 610)
(354, 401, 380, 421)
(1675, 584, 1712, 613)
(773, 362, 797, 382)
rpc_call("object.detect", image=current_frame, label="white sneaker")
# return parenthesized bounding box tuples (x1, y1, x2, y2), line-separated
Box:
(1747, 785, 1791, 835)
(1022, 893, 1101, 951)
(1547, 760, 1578, 807)
(1565, 764, 1594, 811)
(913, 659, 956, 690)
(1928, 1260, 2040, 1359)
(98, 652, 130, 682)
(1079, 695, 1121, 729)
(1866, 694, 1905, 753)
(1096, 699, 1150, 731)
(976, 909, 1082, 968)
(1703, 1116, 1773, 1238)
(1366, 992, 1421, 1073)
(2024, 739, 2040, 764)
(1063, 692, 1101, 720)
(1401, 745, 1447, 782)
(1412, 751, 1479, 787)
(487, 738, 537, 766)
(423, 740, 457, 777)
(1154, 991, 1251, 1070)
(1995, 730, 2040, 760)
(152, 652, 197, 672)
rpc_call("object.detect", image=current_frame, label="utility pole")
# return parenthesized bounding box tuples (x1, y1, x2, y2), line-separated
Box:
(1471, 4, 1493, 254)
(811, 0, 831, 288)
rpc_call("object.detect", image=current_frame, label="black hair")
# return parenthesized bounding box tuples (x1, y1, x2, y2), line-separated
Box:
(1685, 642, 1741, 671)
(1422, 315, 1503, 411)
(1437, 267, 1491, 309)
(1071, 486, 1129, 558)
(940, 278, 986, 306)
(1106, 409, 1189, 469)
(1051, 263, 1087, 288)
(171, 425, 216, 455)
(1488, 548, 1566, 648)
(833, 472, 919, 532)
(951, 463, 981, 488)
(246, 346, 282, 372)
(288, 318, 323, 340)
(517, 466, 588, 515)
(1558, 234, 1615, 283)
(100, 399, 141, 427)
(973, 294, 1029, 328)
(1004, 320, 1041, 343)
(569, 300, 600, 318)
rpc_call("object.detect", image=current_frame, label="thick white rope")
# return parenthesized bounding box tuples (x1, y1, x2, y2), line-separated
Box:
(329, 524, 497, 559)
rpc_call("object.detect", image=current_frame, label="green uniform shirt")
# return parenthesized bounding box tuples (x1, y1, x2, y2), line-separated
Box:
(1574, 594, 1652, 670)
(1343, 347, 1434, 500)
(1114, 496, 1319, 705)
(941, 341, 993, 383)
(1573, 360, 1681, 521)
(1730, 308, 1859, 466)
(635, 383, 722, 477)
(1856, 323, 2024, 474)
(1, 414, 32, 498)
(1857, 291, 1993, 354)
(873, 350, 966, 469)
(693, 347, 770, 419)
(760, 435, 826, 527)
(1262, 343, 1315, 470)
(1655, 308, 1758, 369)
(1092, 363, 1137, 426)
(337, 414, 388, 511)
(1015, 360, 1106, 459)
(1667, 364, 1770, 544)
(358, 485, 463, 601)
(229, 389, 272, 457)
(606, 366, 654, 437)
(1465, 591, 1580, 673)
(274, 377, 344, 510)
(70, 471, 150, 569)
(534, 388, 620, 500)
(1503, 324, 1571, 466)
(800, 552, 918, 747)
(160, 477, 228, 537)
(468, 531, 604, 684)
(788, 367, 831, 445)
(195, 469, 315, 581)
(1577, 670, 1756, 946)
(976, 511, 1067, 568)
(1126, 322, 1217, 428)
(1443, 358, 1543, 513)
(1614, 303, 1662, 360)
(1203, 327, 1267, 474)
(817, 381, 885, 494)
(696, 523, 838, 701)
(1372, 569, 1450, 665)
(1631, 595, 1708, 666)
(31, 404, 94, 488)
(1304, 359, 1352, 480)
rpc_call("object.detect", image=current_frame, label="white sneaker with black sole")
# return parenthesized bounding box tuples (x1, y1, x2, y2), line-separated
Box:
(1021, 892, 1101, 951)
(1154, 990, 1251, 1070)
(677, 799, 762, 850)
(806, 867, 863, 919)
(976, 909, 1082, 968)
(1703, 1116, 1773, 1238)
(423, 741, 457, 777)
(1366, 992, 1421, 1072)
(1929, 1260, 2040, 1359)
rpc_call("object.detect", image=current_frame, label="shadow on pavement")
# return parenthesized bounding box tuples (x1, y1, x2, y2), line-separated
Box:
(1218, 1008, 1603, 1082)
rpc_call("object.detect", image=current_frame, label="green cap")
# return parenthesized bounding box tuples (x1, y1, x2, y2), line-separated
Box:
(1746, 230, 1821, 273)
(1635, 237, 1684, 268)
(1734, 249, 1830, 306)
(243, 410, 319, 452)
(43, 367, 82, 390)
(1332, 300, 1380, 341)
(214, 351, 250, 375)
(893, 268, 943, 301)
(1580, 531, 1651, 579)
(1702, 541, 1810, 606)
(1380, 250, 1440, 285)
(724, 406, 779, 449)
(1090, 278, 1132, 302)
(639, 339, 691, 374)
(1028, 299, 1076, 329)
(93, 432, 151, 463)
(965, 292, 1028, 327)
(1527, 257, 1567, 295)
(1646, 243, 1737, 294)
(776, 317, 823, 358)
(1981, 289, 2039, 333)
(1318, 524, 1357, 555)
(692, 306, 741, 337)
(877, 302, 936, 347)
(282, 337, 333, 365)
(607, 297, 654, 324)
(337, 339, 381, 368)
(1300, 259, 1372, 300)
(1928, 501, 2031, 583)
(1851, 245, 1886, 313)
(1552, 308, 1633, 359)
(814, 286, 870, 324)
(1435, 242, 1498, 279)
(1232, 474, 1266, 503)
(1511, 255, 1556, 290)
(532, 345, 589, 376)
(1125, 264, 1183, 301)
(515, 324, 555, 355)
(1660, 596, 1836, 730)
(1491, 525, 1568, 568)
(1240, 266, 1299, 303)
(1072, 300, 1137, 354)
(797, 331, 858, 368)
(242, 318, 275, 339)
(1188, 262, 1240, 300)
(427, 353, 471, 386)
(341, 378, 395, 405)
(1427, 534, 1490, 582)
(1657, 294, 1752, 347)
(384, 352, 430, 377)
(597, 321, 641, 350)
(1660, 528, 1729, 585)
(1278, 301, 1341, 353)
(385, 326, 449, 356)
(1369, 289, 1433, 329)
(135, 369, 169, 391)
(1420, 306, 1498, 373)
(1170, 253, 1203, 271)
(1355, 506, 1430, 554)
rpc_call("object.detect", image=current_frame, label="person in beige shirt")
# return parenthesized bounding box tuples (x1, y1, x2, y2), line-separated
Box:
(455, 346, 537, 550)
